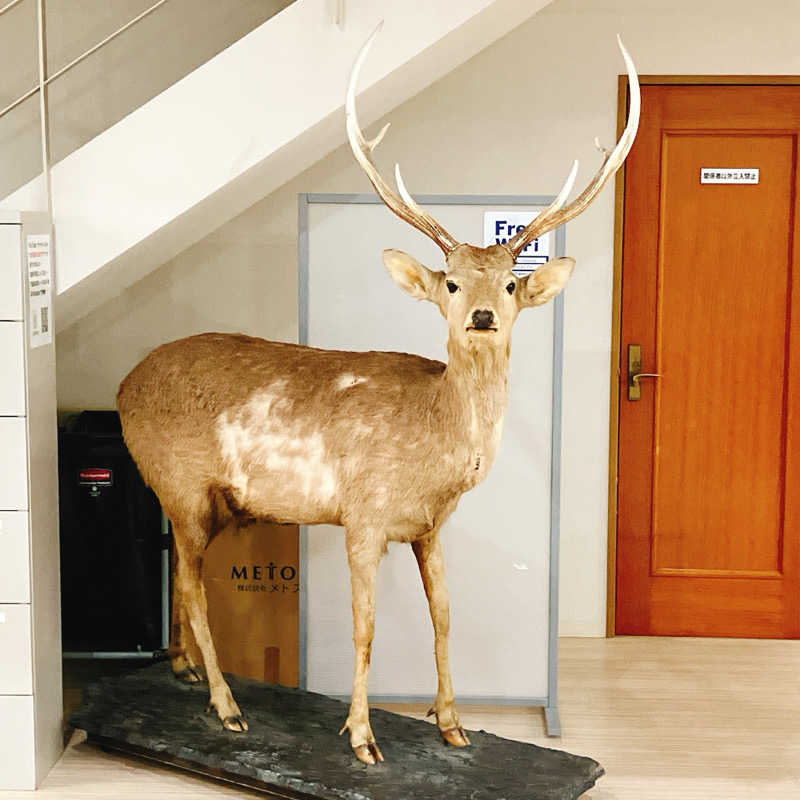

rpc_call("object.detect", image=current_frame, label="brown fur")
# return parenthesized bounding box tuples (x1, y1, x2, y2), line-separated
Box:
(117, 248, 575, 763)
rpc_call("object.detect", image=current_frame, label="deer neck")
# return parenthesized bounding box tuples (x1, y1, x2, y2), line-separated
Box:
(436, 337, 511, 469)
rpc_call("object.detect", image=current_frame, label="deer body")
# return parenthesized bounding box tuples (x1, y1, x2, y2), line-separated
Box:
(117, 28, 639, 765)
(118, 331, 507, 540)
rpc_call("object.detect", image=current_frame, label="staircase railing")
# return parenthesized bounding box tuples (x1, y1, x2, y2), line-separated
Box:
(0, 0, 170, 121)
(0, 0, 324, 216)
(0, 0, 172, 214)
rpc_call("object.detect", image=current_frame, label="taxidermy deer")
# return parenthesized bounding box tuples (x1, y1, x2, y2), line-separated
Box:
(117, 28, 639, 765)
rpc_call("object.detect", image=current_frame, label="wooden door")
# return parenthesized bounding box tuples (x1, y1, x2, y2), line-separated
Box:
(616, 85, 800, 637)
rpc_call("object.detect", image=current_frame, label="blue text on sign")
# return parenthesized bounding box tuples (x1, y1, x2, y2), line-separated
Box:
(493, 220, 540, 252)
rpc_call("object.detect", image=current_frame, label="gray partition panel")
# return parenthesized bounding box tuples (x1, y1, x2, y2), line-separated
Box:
(298, 195, 564, 734)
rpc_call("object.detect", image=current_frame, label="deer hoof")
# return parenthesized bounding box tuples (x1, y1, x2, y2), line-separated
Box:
(174, 665, 205, 684)
(339, 719, 385, 765)
(441, 725, 471, 748)
(222, 715, 248, 732)
(353, 742, 384, 765)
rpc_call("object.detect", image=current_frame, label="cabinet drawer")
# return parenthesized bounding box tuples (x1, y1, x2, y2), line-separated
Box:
(0, 322, 25, 415)
(0, 695, 35, 789)
(0, 512, 30, 603)
(0, 225, 23, 322)
(0, 417, 28, 510)
(0, 604, 32, 694)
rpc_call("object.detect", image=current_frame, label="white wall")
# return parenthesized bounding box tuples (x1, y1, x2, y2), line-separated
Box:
(56, 0, 800, 636)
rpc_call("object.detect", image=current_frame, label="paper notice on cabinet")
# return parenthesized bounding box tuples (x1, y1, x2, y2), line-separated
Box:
(26, 234, 52, 347)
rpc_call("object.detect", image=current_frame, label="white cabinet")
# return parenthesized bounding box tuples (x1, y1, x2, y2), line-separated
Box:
(0, 225, 22, 321)
(0, 322, 26, 415)
(0, 605, 33, 694)
(0, 512, 31, 603)
(0, 214, 61, 790)
(0, 417, 28, 510)
(0, 696, 35, 790)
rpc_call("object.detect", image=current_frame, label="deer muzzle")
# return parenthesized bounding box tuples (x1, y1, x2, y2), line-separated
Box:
(468, 309, 497, 332)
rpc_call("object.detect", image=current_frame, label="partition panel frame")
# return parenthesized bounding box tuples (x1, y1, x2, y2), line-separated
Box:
(297, 193, 565, 736)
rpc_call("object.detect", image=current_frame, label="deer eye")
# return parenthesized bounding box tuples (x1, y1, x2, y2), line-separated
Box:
(506, 281, 516, 294)
(446, 281, 459, 294)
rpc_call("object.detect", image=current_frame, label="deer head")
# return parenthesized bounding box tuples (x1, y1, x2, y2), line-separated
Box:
(347, 25, 640, 352)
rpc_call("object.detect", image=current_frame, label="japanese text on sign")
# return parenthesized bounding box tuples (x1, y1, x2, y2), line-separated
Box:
(700, 168, 759, 185)
(26, 234, 52, 347)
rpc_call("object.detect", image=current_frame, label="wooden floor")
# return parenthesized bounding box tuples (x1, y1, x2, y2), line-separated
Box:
(2, 637, 799, 799)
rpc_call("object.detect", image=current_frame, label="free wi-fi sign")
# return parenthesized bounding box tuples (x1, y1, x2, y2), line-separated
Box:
(483, 211, 551, 276)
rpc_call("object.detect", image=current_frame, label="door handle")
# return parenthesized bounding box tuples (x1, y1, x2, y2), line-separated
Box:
(627, 344, 660, 401)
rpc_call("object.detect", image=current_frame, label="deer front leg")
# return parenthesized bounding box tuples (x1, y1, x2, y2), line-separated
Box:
(339, 532, 384, 765)
(173, 524, 247, 732)
(412, 533, 470, 748)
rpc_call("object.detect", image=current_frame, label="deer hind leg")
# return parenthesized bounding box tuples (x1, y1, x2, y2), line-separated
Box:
(172, 519, 247, 732)
(339, 531, 384, 765)
(412, 533, 470, 748)
(169, 551, 204, 683)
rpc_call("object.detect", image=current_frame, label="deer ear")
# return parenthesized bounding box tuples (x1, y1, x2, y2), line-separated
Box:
(519, 257, 575, 307)
(383, 249, 443, 302)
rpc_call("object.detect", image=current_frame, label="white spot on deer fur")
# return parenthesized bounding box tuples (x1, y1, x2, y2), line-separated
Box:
(217, 413, 251, 496)
(336, 373, 368, 391)
(492, 417, 504, 447)
(374, 487, 389, 506)
(352, 421, 373, 438)
(215, 392, 336, 504)
(468, 397, 480, 440)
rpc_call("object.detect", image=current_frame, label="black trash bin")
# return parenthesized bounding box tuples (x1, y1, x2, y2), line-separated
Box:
(58, 410, 168, 655)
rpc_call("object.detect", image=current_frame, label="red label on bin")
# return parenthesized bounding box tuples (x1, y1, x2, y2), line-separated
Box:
(78, 468, 113, 486)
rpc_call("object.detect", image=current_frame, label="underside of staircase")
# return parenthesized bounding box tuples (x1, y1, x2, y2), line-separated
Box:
(1, 0, 553, 331)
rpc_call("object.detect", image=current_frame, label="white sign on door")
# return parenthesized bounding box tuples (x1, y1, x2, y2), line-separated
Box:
(700, 167, 759, 185)
(483, 211, 550, 276)
(26, 234, 52, 348)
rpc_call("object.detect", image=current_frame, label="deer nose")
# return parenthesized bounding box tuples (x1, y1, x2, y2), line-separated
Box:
(471, 309, 495, 329)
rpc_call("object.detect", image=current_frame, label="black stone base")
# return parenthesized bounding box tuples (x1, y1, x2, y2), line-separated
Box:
(70, 663, 603, 799)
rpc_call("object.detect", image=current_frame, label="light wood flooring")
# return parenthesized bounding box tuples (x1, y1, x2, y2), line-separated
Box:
(2, 637, 798, 799)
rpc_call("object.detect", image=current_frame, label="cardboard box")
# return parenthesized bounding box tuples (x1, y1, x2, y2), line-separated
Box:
(183, 521, 299, 687)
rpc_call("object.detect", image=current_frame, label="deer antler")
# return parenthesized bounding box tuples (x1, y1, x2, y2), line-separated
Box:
(346, 22, 459, 256)
(506, 35, 640, 259)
